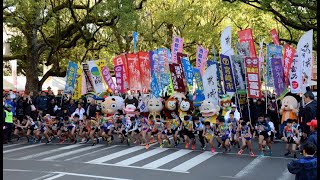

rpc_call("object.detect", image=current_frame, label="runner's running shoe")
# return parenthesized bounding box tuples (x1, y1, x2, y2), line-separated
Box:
(185, 142, 189, 149)
(192, 144, 196, 150)
(211, 147, 215, 153)
(259, 152, 264, 157)
(250, 152, 255, 157)
(238, 149, 243, 155)
(145, 144, 149, 150)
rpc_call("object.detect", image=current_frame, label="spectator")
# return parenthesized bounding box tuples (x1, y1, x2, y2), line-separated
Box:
(36, 91, 49, 114)
(68, 99, 77, 116)
(86, 97, 100, 118)
(72, 102, 85, 120)
(47, 99, 58, 116)
(3, 105, 14, 143)
(305, 119, 317, 152)
(287, 142, 317, 180)
(224, 104, 241, 122)
(5, 94, 16, 116)
(299, 91, 317, 142)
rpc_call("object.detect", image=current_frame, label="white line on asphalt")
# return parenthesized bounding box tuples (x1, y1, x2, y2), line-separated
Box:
(3, 169, 33, 172)
(43, 174, 65, 180)
(33, 173, 55, 180)
(115, 148, 168, 166)
(40, 145, 102, 161)
(3, 144, 21, 148)
(3, 144, 44, 154)
(171, 151, 217, 172)
(234, 156, 265, 178)
(148, 136, 173, 148)
(18, 144, 83, 160)
(277, 168, 294, 180)
(64, 145, 118, 161)
(142, 149, 192, 169)
(86, 146, 145, 164)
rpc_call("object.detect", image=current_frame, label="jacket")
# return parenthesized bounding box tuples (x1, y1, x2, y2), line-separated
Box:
(36, 96, 49, 110)
(287, 156, 317, 180)
(300, 100, 317, 126)
(306, 131, 317, 151)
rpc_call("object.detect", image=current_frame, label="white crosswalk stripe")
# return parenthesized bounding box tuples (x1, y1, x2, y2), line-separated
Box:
(3, 144, 44, 154)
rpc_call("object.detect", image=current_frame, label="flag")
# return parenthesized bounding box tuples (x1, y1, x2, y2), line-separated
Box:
(220, 54, 236, 92)
(150, 74, 161, 98)
(196, 45, 208, 76)
(235, 42, 250, 57)
(270, 29, 280, 46)
(283, 44, 296, 86)
(244, 57, 262, 98)
(87, 60, 106, 94)
(289, 54, 303, 93)
(114, 65, 124, 93)
(65, 61, 78, 93)
(126, 53, 141, 90)
(266, 44, 283, 87)
(171, 36, 184, 63)
(193, 68, 204, 91)
(138, 51, 151, 91)
(182, 57, 194, 86)
(169, 63, 186, 92)
(231, 55, 246, 90)
(72, 62, 82, 99)
(271, 58, 286, 97)
(203, 63, 219, 104)
(133, 31, 138, 53)
(101, 66, 116, 92)
(221, 26, 232, 54)
(238, 28, 257, 57)
(113, 54, 129, 90)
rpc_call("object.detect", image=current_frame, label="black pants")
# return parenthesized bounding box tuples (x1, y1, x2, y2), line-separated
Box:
(197, 130, 205, 146)
(4, 123, 13, 143)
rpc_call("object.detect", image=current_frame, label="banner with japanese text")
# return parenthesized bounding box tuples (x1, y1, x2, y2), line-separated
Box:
(177, 52, 188, 64)
(169, 63, 186, 92)
(126, 53, 142, 90)
(171, 36, 184, 63)
(81, 68, 87, 95)
(238, 29, 257, 57)
(289, 54, 303, 94)
(113, 54, 129, 90)
(138, 51, 151, 91)
(82, 63, 95, 93)
(101, 66, 116, 92)
(297, 30, 313, 88)
(87, 60, 106, 94)
(203, 63, 219, 105)
(196, 45, 209, 76)
(271, 58, 286, 97)
(266, 44, 283, 87)
(150, 74, 161, 98)
(283, 44, 296, 86)
(158, 48, 171, 89)
(235, 42, 250, 57)
(207, 59, 224, 95)
(231, 55, 246, 90)
(65, 61, 78, 92)
(270, 29, 280, 46)
(193, 68, 204, 91)
(114, 65, 124, 93)
(220, 54, 236, 92)
(221, 26, 232, 54)
(258, 39, 265, 78)
(72, 62, 82, 99)
(182, 57, 193, 86)
(244, 57, 262, 98)
(95, 59, 107, 88)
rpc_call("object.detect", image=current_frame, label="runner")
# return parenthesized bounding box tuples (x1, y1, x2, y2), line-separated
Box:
(237, 121, 254, 157)
(255, 114, 272, 157)
(281, 119, 299, 158)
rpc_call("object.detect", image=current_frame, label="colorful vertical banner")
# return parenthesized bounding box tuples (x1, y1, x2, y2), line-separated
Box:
(81, 68, 87, 95)
(10, 60, 17, 89)
(72, 62, 82, 99)
(289, 54, 303, 93)
(221, 26, 232, 54)
(235, 42, 250, 57)
(266, 44, 283, 87)
(182, 57, 194, 86)
(203, 63, 219, 105)
(231, 55, 246, 90)
(65, 61, 78, 92)
(95, 59, 107, 88)
(297, 29, 313, 88)
(133, 31, 138, 53)
(270, 29, 280, 46)
(271, 58, 286, 97)
(113, 54, 129, 90)
(150, 74, 161, 98)
(244, 57, 262, 98)
(220, 54, 236, 92)
(101, 66, 116, 92)
(238, 28, 257, 57)
(158, 48, 171, 88)
(114, 65, 124, 93)
(87, 60, 106, 94)
(196, 45, 209, 76)
(126, 53, 142, 90)
(138, 51, 151, 91)
(258, 38, 265, 76)
(312, 51, 317, 79)
(171, 36, 184, 63)
(283, 44, 296, 86)
(169, 63, 186, 92)
(193, 68, 204, 91)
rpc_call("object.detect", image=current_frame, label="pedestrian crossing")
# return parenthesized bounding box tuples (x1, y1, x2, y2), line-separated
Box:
(3, 143, 295, 178)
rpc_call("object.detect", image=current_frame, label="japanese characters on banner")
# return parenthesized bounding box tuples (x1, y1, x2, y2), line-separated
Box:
(177, 52, 188, 64)
(244, 57, 262, 98)
(82, 63, 95, 92)
(270, 29, 280, 46)
(231, 55, 246, 90)
(203, 63, 219, 105)
(235, 42, 250, 57)
(171, 36, 184, 63)
(113, 54, 129, 90)
(149, 50, 158, 78)
(169, 63, 186, 92)
(151, 74, 161, 98)
(65, 61, 78, 92)
(126, 53, 142, 90)
(182, 57, 194, 86)
(114, 65, 124, 93)
(266, 44, 283, 87)
(193, 68, 204, 91)
(312, 51, 317, 79)
(220, 54, 236, 92)
(221, 26, 232, 54)
(138, 52, 151, 91)
(289, 54, 303, 93)
(72, 62, 82, 99)
(297, 30, 313, 87)
(101, 66, 116, 92)
(196, 46, 209, 75)
(258, 39, 265, 76)
(271, 58, 286, 97)
(283, 44, 296, 86)
(238, 29, 257, 57)
(158, 48, 171, 88)
(87, 61, 106, 94)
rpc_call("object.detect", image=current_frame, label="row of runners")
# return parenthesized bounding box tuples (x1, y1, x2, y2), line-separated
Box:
(12, 109, 302, 158)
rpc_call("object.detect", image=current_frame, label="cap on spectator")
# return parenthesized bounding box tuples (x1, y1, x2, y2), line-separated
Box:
(231, 104, 237, 108)
(306, 119, 317, 128)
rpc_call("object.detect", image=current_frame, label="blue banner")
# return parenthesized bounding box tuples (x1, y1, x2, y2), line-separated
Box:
(149, 51, 156, 77)
(193, 68, 204, 91)
(133, 31, 138, 53)
(212, 46, 217, 62)
(182, 57, 193, 86)
(150, 74, 161, 98)
(158, 48, 170, 89)
(266, 44, 283, 87)
(65, 61, 78, 92)
(220, 54, 236, 92)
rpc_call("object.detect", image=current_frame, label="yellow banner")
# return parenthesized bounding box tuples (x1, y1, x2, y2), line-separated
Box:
(95, 59, 108, 90)
(72, 62, 83, 100)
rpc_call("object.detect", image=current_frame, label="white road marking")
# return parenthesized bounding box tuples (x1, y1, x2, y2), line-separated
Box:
(86, 146, 144, 164)
(142, 149, 192, 169)
(277, 168, 295, 180)
(3, 144, 44, 154)
(3, 144, 21, 148)
(41, 145, 102, 161)
(18, 144, 83, 160)
(171, 151, 217, 172)
(115, 148, 168, 166)
(234, 156, 265, 178)
(64, 145, 118, 161)
(43, 174, 65, 180)
(33, 173, 55, 180)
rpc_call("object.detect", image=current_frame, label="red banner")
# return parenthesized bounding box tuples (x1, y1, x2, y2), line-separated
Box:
(177, 52, 188, 64)
(169, 63, 186, 92)
(283, 44, 296, 86)
(238, 29, 257, 58)
(270, 29, 280, 46)
(244, 57, 262, 98)
(138, 51, 151, 91)
(113, 54, 129, 90)
(126, 53, 142, 90)
(114, 65, 124, 93)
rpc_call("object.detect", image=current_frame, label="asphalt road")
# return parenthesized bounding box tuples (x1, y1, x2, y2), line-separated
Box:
(3, 137, 296, 180)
